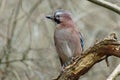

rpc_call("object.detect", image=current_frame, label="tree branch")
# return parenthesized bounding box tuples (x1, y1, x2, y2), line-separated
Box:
(88, 0, 120, 15)
(55, 1, 120, 79)
(55, 33, 120, 80)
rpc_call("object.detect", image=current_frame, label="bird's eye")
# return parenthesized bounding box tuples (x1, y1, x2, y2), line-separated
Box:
(56, 15, 60, 19)
(56, 15, 60, 17)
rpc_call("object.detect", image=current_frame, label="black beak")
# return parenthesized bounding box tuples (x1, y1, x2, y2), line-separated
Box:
(46, 15, 61, 24)
(46, 15, 54, 20)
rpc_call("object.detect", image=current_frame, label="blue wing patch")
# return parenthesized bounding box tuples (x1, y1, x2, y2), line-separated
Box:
(79, 32, 84, 50)
(80, 37, 84, 49)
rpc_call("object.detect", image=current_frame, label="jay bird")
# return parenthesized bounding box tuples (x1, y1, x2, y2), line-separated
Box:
(46, 10, 84, 70)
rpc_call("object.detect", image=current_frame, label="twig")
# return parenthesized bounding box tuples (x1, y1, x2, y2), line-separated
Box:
(15, 0, 42, 41)
(88, 0, 120, 15)
(107, 64, 120, 80)
(12, 70, 21, 80)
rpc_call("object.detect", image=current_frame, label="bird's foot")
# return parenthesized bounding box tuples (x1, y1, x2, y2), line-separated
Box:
(63, 59, 78, 71)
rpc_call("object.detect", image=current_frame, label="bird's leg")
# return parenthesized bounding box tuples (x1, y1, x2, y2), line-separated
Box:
(61, 66, 65, 72)
(61, 65, 66, 72)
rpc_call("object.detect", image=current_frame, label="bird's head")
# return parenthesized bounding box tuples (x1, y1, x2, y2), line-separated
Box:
(46, 10, 72, 24)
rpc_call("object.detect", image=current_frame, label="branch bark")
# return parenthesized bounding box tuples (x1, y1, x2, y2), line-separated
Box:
(88, 0, 120, 15)
(55, 33, 120, 80)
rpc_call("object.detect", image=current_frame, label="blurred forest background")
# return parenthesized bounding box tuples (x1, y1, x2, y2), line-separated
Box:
(0, 0, 120, 80)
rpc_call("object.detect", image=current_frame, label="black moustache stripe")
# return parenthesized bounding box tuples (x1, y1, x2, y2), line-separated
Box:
(54, 18, 61, 24)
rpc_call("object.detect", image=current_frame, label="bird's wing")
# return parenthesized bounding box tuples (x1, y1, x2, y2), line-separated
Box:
(79, 32, 84, 51)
